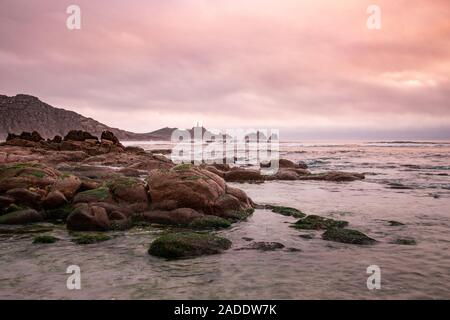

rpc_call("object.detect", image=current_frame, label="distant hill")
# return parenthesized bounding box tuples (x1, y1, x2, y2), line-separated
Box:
(0, 94, 176, 141)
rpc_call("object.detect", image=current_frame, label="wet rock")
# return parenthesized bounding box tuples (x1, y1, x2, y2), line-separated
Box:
(243, 241, 285, 251)
(71, 232, 111, 245)
(267, 205, 306, 218)
(299, 233, 315, 239)
(117, 168, 142, 177)
(298, 171, 365, 182)
(7, 131, 44, 142)
(266, 169, 300, 180)
(297, 161, 308, 169)
(224, 168, 264, 182)
(147, 165, 253, 217)
(44, 204, 74, 221)
(148, 232, 232, 259)
(391, 238, 416, 245)
(322, 228, 376, 245)
(42, 190, 67, 209)
(52, 174, 82, 200)
(142, 208, 202, 226)
(101, 131, 121, 146)
(0, 224, 53, 234)
(33, 235, 59, 244)
(6, 188, 43, 208)
(108, 211, 130, 230)
(73, 187, 113, 204)
(188, 215, 231, 230)
(47, 151, 89, 163)
(0, 162, 60, 193)
(278, 159, 296, 168)
(387, 220, 405, 226)
(204, 166, 225, 177)
(0, 209, 43, 224)
(0, 195, 15, 210)
(105, 177, 149, 210)
(64, 130, 98, 142)
(66, 204, 110, 231)
(292, 215, 348, 230)
(51, 135, 62, 144)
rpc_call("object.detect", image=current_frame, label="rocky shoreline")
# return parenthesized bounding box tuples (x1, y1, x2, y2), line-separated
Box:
(0, 130, 411, 260)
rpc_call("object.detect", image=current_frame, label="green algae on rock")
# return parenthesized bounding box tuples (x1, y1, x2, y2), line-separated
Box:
(71, 232, 111, 245)
(391, 238, 416, 245)
(322, 228, 376, 245)
(292, 215, 348, 230)
(33, 235, 59, 244)
(188, 215, 231, 230)
(148, 232, 232, 259)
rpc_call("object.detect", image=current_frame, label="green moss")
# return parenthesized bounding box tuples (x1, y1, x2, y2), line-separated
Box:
(182, 175, 203, 181)
(71, 233, 111, 245)
(226, 208, 255, 221)
(173, 163, 193, 171)
(105, 177, 137, 190)
(391, 238, 416, 245)
(29, 171, 45, 178)
(292, 215, 348, 230)
(148, 232, 232, 259)
(270, 206, 306, 218)
(5, 204, 26, 213)
(76, 187, 110, 200)
(58, 173, 71, 180)
(33, 235, 59, 244)
(188, 216, 231, 230)
(45, 205, 74, 221)
(322, 228, 376, 245)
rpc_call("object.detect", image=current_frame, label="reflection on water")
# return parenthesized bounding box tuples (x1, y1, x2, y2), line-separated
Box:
(0, 141, 449, 299)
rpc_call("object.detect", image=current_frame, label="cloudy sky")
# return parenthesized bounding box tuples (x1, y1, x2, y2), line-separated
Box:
(1, 0, 449, 139)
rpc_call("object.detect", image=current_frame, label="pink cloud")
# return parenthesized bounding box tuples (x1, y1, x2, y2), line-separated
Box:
(0, 0, 449, 138)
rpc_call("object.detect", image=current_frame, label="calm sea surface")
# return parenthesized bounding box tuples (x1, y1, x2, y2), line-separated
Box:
(1, 141, 449, 299)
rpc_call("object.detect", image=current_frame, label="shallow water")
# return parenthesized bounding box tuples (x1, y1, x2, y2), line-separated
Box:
(0, 141, 449, 299)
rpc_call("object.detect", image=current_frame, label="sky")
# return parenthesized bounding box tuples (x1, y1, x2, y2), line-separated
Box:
(1, 0, 449, 140)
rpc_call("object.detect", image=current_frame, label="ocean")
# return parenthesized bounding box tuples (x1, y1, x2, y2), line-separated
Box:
(0, 140, 449, 299)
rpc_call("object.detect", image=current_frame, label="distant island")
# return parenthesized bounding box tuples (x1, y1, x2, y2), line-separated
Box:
(0, 94, 276, 142)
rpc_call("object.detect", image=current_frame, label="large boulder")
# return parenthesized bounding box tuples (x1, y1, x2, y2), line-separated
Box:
(73, 187, 114, 204)
(0, 162, 60, 193)
(6, 131, 44, 143)
(148, 232, 232, 259)
(298, 171, 365, 182)
(6, 188, 43, 208)
(52, 174, 82, 200)
(66, 204, 110, 231)
(142, 208, 202, 225)
(146, 164, 253, 217)
(105, 177, 149, 211)
(0, 209, 43, 224)
(42, 190, 68, 209)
